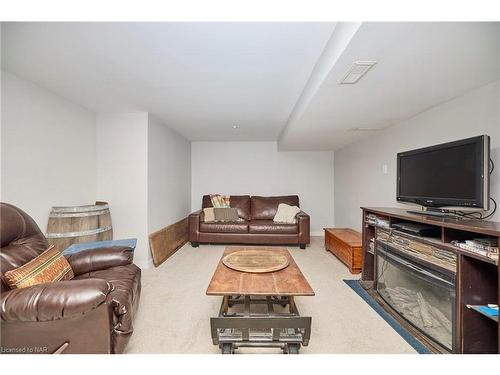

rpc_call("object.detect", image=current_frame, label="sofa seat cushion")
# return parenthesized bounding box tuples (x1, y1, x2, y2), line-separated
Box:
(249, 220, 299, 234)
(199, 221, 249, 234)
(75, 263, 141, 354)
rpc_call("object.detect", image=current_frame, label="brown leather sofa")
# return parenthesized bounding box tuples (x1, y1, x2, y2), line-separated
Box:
(0, 202, 141, 354)
(189, 195, 310, 249)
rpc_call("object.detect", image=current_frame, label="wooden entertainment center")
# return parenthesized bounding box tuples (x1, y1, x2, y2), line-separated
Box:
(361, 207, 499, 354)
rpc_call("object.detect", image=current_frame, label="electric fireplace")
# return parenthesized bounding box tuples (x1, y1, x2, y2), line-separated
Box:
(376, 243, 456, 351)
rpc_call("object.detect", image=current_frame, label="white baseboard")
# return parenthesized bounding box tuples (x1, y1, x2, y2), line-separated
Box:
(311, 231, 324, 237)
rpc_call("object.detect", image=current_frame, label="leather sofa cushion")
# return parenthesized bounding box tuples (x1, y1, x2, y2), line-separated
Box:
(228, 196, 251, 220)
(199, 221, 249, 233)
(251, 196, 300, 220)
(202, 195, 251, 220)
(249, 220, 299, 234)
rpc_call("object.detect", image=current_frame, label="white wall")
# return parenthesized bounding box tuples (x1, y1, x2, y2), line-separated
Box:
(1, 72, 96, 229)
(95, 113, 192, 268)
(1, 74, 191, 269)
(96, 113, 150, 268)
(334, 80, 500, 230)
(148, 115, 191, 233)
(191, 142, 334, 234)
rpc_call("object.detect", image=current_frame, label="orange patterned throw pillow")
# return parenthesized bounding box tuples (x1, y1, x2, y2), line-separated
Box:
(4, 245, 74, 289)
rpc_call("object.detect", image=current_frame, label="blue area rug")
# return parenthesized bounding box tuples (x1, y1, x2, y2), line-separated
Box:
(344, 279, 431, 354)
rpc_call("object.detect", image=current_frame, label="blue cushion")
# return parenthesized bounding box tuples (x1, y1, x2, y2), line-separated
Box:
(62, 238, 137, 255)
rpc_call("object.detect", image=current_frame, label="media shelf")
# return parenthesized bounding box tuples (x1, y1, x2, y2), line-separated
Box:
(361, 207, 500, 354)
(467, 305, 498, 323)
(368, 224, 498, 266)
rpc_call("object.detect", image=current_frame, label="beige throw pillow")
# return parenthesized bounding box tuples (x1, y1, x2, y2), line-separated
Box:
(273, 203, 301, 224)
(203, 207, 215, 222)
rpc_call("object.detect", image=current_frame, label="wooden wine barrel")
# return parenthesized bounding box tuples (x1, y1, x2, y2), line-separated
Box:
(46, 201, 113, 252)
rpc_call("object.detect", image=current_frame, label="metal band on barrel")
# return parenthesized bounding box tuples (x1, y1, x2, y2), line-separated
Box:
(48, 209, 110, 218)
(49, 204, 110, 213)
(46, 226, 112, 238)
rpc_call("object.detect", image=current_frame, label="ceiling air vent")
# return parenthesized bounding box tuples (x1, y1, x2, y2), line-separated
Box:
(340, 61, 377, 84)
(349, 127, 380, 132)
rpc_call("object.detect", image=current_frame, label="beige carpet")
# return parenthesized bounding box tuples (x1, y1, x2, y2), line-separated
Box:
(125, 237, 416, 354)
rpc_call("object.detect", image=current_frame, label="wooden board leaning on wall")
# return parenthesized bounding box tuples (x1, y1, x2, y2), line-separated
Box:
(149, 217, 189, 267)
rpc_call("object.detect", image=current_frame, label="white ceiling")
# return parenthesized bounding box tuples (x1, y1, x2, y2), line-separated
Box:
(2, 22, 499, 149)
(279, 22, 500, 150)
(1, 22, 335, 141)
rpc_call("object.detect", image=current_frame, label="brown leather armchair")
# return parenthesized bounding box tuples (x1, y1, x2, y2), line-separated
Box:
(0, 202, 141, 354)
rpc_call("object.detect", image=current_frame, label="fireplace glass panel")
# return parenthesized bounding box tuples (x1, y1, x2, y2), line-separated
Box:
(376, 244, 455, 351)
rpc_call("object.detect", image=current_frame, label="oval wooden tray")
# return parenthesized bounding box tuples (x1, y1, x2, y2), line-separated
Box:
(222, 249, 289, 273)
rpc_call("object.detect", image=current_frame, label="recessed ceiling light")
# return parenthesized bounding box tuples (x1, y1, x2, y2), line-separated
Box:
(340, 61, 377, 84)
(232, 125, 239, 129)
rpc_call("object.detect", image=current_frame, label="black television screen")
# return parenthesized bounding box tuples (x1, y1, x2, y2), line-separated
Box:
(397, 135, 490, 209)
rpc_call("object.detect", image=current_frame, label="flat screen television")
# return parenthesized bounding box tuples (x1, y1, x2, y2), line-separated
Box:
(397, 135, 490, 210)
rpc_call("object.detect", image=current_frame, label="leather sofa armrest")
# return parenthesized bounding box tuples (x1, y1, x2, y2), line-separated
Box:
(0, 279, 111, 322)
(189, 210, 202, 242)
(296, 211, 310, 245)
(189, 209, 203, 217)
(65, 246, 134, 276)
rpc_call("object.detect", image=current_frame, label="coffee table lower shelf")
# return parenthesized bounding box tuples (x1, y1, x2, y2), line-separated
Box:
(210, 295, 312, 354)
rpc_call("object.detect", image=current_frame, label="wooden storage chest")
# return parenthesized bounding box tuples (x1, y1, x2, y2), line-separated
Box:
(324, 228, 362, 274)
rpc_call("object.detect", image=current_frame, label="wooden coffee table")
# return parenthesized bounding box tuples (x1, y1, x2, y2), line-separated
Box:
(206, 246, 315, 354)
